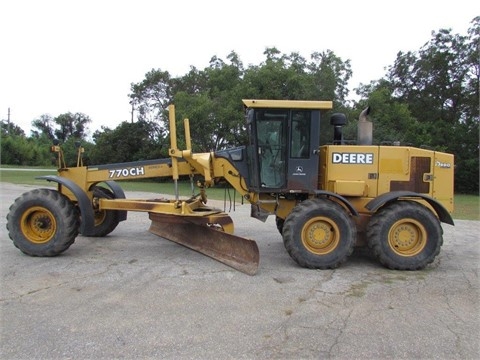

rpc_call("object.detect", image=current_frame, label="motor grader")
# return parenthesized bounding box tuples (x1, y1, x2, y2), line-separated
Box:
(6, 99, 455, 275)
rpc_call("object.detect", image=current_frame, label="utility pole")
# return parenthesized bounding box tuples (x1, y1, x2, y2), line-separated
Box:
(7, 107, 11, 134)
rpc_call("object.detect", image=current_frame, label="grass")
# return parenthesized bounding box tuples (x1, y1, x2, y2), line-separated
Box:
(0, 168, 58, 187)
(0, 167, 240, 202)
(1, 166, 478, 220)
(452, 194, 480, 221)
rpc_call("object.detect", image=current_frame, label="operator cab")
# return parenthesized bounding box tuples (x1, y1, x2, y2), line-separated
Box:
(243, 99, 333, 194)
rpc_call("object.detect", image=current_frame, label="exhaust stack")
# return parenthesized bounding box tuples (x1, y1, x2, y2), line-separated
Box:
(357, 106, 372, 145)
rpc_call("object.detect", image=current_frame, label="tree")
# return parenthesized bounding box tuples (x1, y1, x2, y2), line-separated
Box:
(1, 120, 25, 137)
(350, 79, 428, 146)
(31, 112, 91, 142)
(308, 50, 352, 103)
(89, 121, 166, 164)
(374, 17, 479, 193)
(129, 69, 173, 125)
(129, 52, 248, 152)
(128, 48, 353, 153)
(125, 37, 477, 194)
(1, 121, 52, 166)
(31, 114, 55, 140)
(29, 112, 93, 167)
(54, 112, 91, 142)
(203, 51, 247, 149)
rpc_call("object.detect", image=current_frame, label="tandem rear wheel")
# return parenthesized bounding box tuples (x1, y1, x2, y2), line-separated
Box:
(367, 201, 443, 270)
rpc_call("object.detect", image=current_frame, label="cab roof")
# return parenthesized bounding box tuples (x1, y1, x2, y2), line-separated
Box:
(242, 99, 333, 110)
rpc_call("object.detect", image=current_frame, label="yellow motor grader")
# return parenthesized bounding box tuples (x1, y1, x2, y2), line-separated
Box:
(6, 99, 455, 275)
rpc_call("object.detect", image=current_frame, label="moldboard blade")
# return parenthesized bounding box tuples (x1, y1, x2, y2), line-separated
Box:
(148, 213, 259, 275)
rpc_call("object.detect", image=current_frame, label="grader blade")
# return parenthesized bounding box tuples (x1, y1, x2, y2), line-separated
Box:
(148, 213, 259, 275)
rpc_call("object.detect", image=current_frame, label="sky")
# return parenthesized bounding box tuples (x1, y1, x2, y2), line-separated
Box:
(0, 0, 477, 137)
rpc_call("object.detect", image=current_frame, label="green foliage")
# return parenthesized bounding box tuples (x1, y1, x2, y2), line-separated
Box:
(31, 112, 91, 142)
(31, 114, 55, 140)
(128, 48, 353, 153)
(1, 121, 25, 137)
(88, 121, 167, 164)
(1, 133, 53, 166)
(173, 92, 216, 151)
(356, 17, 479, 194)
(350, 81, 429, 146)
(2, 109, 95, 167)
(129, 69, 172, 124)
(57, 137, 93, 167)
(53, 112, 91, 142)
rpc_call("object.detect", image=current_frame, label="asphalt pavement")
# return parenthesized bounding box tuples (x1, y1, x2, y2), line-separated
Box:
(0, 183, 479, 359)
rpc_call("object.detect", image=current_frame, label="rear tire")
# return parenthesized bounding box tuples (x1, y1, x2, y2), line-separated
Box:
(275, 216, 284, 235)
(89, 186, 120, 237)
(6, 189, 79, 256)
(366, 201, 443, 270)
(283, 198, 356, 269)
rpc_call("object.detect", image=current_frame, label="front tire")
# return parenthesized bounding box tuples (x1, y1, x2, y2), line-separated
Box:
(282, 198, 356, 269)
(366, 201, 443, 270)
(6, 189, 79, 256)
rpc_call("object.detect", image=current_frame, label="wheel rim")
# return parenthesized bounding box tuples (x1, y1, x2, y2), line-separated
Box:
(301, 216, 340, 255)
(20, 206, 57, 244)
(94, 210, 107, 226)
(388, 218, 427, 256)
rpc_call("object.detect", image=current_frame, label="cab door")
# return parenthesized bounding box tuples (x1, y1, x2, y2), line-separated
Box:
(286, 110, 320, 191)
(246, 109, 288, 191)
